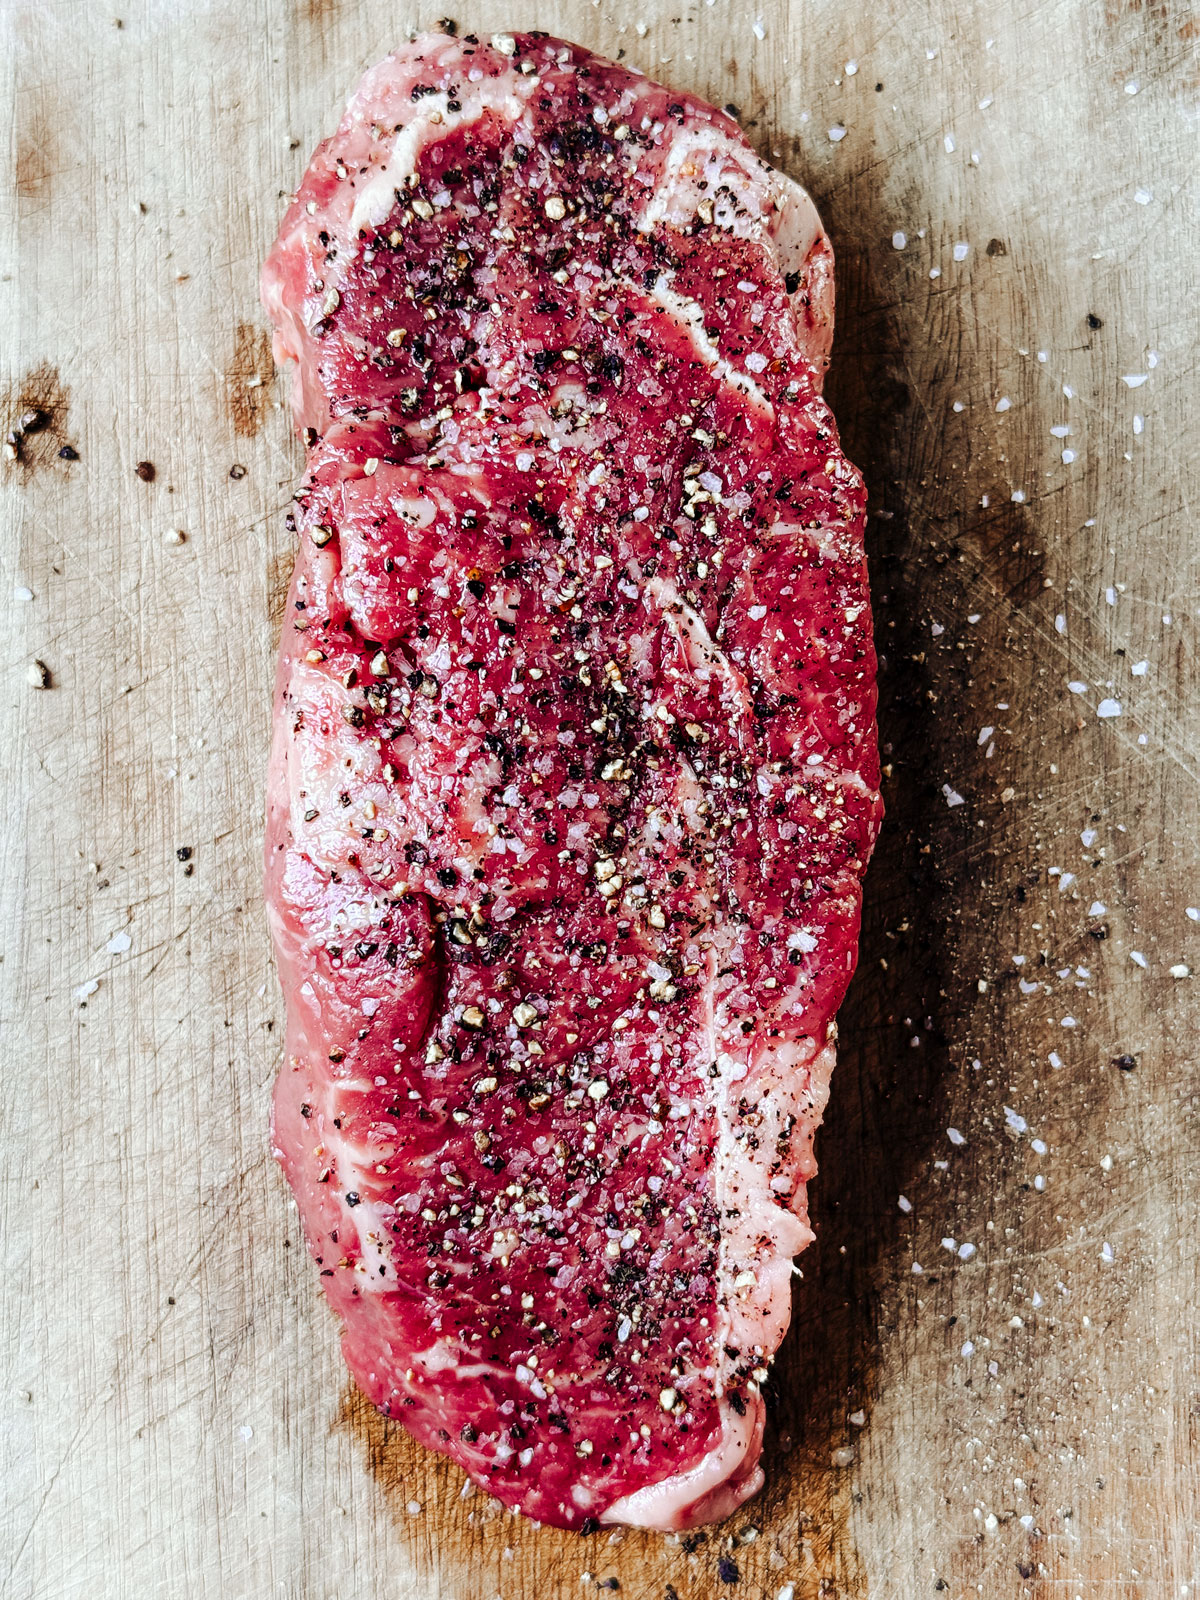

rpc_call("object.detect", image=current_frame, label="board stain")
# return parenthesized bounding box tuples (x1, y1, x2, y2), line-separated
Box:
(2, 364, 78, 475)
(226, 322, 276, 438)
(15, 109, 55, 202)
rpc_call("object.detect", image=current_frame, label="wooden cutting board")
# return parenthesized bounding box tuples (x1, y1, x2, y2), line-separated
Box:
(3, 1, 1197, 1595)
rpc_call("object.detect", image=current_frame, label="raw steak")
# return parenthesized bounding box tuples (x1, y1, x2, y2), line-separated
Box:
(263, 30, 880, 1531)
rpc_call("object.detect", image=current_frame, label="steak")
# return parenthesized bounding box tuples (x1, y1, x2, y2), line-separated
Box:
(262, 30, 881, 1531)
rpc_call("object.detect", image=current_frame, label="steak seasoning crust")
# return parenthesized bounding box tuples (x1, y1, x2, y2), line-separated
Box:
(263, 31, 881, 1531)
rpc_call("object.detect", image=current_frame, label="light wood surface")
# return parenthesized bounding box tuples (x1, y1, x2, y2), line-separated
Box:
(3, 2, 1198, 1596)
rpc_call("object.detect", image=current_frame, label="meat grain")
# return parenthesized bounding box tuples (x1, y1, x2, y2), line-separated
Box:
(263, 30, 881, 1531)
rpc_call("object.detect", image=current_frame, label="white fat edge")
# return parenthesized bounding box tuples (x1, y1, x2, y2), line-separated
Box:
(764, 169, 827, 288)
(318, 1113, 398, 1292)
(649, 276, 773, 415)
(288, 664, 387, 854)
(599, 1396, 762, 1529)
(709, 944, 831, 1386)
(638, 125, 779, 246)
(635, 123, 828, 357)
(349, 75, 533, 236)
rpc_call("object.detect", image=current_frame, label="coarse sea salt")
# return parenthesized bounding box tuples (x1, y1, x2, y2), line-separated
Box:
(1097, 698, 1121, 718)
(1130, 951, 1148, 969)
(947, 1127, 966, 1146)
(943, 784, 965, 807)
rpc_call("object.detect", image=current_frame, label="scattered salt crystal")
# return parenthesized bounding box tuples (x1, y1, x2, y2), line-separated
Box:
(238, 1425, 254, 1443)
(1033, 1174, 1046, 1190)
(1170, 963, 1190, 978)
(848, 1409, 866, 1427)
(942, 784, 965, 807)
(1068, 681, 1087, 694)
(407, 1499, 423, 1514)
(978, 725, 994, 745)
(1100, 1155, 1113, 1171)
(106, 930, 132, 954)
(930, 620, 944, 636)
(929, 267, 941, 279)
(828, 124, 847, 142)
(1106, 587, 1118, 605)
(941, 1237, 957, 1252)
(961, 1340, 975, 1357)
(14, 585, 33, 602)
(953, 241, 969, 261)
(1081, 828, 1098, 847)
(1031, 1138, 1047, 1155)
(898, 1194, 913, 1213)
(1130, 951, 1148, 969)
(1049, 1051, 1063, 1068)
(831, 1445, 855, 1467)
(752, 17, 766, 39)
(978, 95, 993, 109)
(1187, 908, 1200, 922)
(1059, 872, 1076, 891)
(952, 399, 965, 412)
(958, 1241, 976, 1260)
(1020, 1514, 1035, 1530)
(845, 60, 858, 75)
(1097, 698, 1121, 718)
(1089, 901, 1106, 916)
(1101, 1241, 1114, 1263)
(984, 1512, 999, 1533)
(1124, 78, 1139, 94)
(944, 133, 956, 153)
(1134, 187, 1153, 204)
(1062, 449, 1076, 463)
(1050, 424, 1071, 438)
(1131, 660, 1148, 676)
(778, 1588, 796, 1600)
(73, 978, 100, 1002)
(1133, 415, 1143, 435)
(947, 1127, 966, 1147)
(995, 396, 1011, 412)
(1003, 1106, 1028, 1134)
(892, 230, 907, 249)
(1010, 488, 1025, 503)
(1055, 614, 1067, 634)
(1061, 1016, 1077, 1027)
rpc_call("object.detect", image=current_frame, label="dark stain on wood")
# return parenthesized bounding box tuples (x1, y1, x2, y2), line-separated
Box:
(15, 110, 55, 201)
(301, 0, 338, 23)
(3, 364, 78, 476)
(226, 322, 276, 438)
(267, 548, 294, 635)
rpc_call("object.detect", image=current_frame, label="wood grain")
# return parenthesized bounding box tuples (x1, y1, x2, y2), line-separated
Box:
(2, 2, 1197, 1596)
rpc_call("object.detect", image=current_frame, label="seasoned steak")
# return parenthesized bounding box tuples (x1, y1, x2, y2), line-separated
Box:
(263, 29, 880, 1531)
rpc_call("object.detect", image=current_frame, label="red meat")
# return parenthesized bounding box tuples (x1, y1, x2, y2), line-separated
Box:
(263, 29, 880, 1531)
